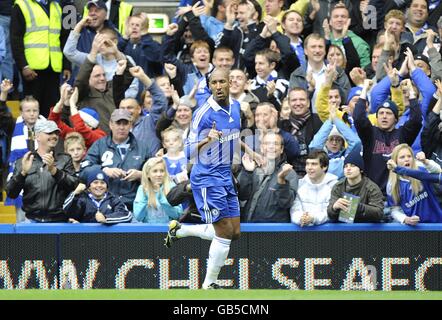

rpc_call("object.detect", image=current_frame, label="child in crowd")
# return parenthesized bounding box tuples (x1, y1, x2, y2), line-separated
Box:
(161, 127, 188, 184)
(5, 86, 44, 222)
(387, 144, 442, 224)
(63, 167, 132, 224)
(133, 157, 183, 223)
(64, 132, 86, 175)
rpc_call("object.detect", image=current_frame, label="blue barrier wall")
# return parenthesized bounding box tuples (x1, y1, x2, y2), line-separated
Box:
(1, 223, 442, 233)
(0, 223, 441, 290)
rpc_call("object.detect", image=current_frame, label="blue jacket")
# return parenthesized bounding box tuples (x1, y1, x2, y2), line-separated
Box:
(63, 191, 132, 224)
(309, 118, 362, 178)
(118, 34, 163, 78)
(370, 68, 436, 152)
(80, 133, 151, 210)
(131, 82, 168, 156)
(133, 184, 183, 223)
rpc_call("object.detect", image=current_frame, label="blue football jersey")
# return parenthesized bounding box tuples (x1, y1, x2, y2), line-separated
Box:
(185, 96, 241, 188)
(387, 167, 442, 222)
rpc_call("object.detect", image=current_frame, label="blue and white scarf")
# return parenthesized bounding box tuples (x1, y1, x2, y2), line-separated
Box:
(4, 116, 44, 207)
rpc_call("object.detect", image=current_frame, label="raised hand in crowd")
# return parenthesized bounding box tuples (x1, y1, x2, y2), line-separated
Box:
(63, 68, 71, 83)
(0, 79, 13, 101)
(259, 22, 271, 39)
(266, 80, 276, 98)
(242, 153, 256, 172)
(116, 59, 128, 76)
(416, 151, 429, 165)
(404, 47, 417, 73)
(53, 83, 73, 113)
(171, 85, 180, 109)
(306, 70, 315, 92)
(129, 66, 152, 87)
(360, 0, 369, 13)
(41, 151, 57, 175)
(435, 79, 442, 96)
(341, 18, 351, 39)
(383, 61, 400, 87)
(360, 79, 374, 99)
(89, 33, 105, 61)
(69, 87, 80, 115)
(74, 16, 91, 34)
(386, 159, 397, 171)
(164, 63, 177, 80)
(277, 163, 294, 185)
(175, 6, 192, 18)
(383, 29, 395, 51)
(329, 101, 338, 120)
(166, 23, 179, 37)
(240, 101, 254, 128)
(426, 29, 438, 49)
(325, 62, 338, 85)
(400, 79, 413, 102)
(225, 1, 237, 28)
(349, 67, 366, 87)
(309, 0, 320, 20)
(322, 19, 331, 40)
(191, 1, 206, 18)
(20, 151, 34, 176)
(266, 16, 278, 35)
(398, 55, 410, 77)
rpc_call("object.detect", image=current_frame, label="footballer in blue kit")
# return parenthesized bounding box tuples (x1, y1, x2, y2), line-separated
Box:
(165, 68, 253, 290)
(185, 95, 241, 223)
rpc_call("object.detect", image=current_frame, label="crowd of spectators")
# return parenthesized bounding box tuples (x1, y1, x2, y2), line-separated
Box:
(1, 0, 442, 225)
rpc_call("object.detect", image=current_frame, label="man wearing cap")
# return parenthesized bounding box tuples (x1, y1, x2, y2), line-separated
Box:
(327, 148, 384, 223)
(63, 167, 132, 224)
(10, 0, 72, 118)
(6, 119, 79, 222)
(83, 0, 133, 36)
(354, 79, 422, 196)
(80, 109, 152, 211)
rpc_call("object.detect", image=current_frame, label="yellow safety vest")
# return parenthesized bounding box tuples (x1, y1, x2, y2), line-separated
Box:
(83, 1, 133, 35)
(15, 0, 62, 72)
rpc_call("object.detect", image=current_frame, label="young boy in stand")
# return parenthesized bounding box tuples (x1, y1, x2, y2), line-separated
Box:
(63, 167, 133, 224)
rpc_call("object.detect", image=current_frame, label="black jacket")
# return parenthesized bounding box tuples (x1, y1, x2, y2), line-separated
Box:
(354, 97, 422, 195)
(6, 152, 79, 222)
(238, 157, 299, 222)
(0, 0, 12, 15)
(279, 113, 323, 177)
(166, 180, 203, 224)
(217, 22, 261, 70)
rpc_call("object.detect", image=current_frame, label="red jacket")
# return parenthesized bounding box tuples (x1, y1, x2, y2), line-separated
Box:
(48, 108, 107, 149)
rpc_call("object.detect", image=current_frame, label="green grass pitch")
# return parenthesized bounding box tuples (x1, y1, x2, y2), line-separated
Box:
(0, 289, 441, 300)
